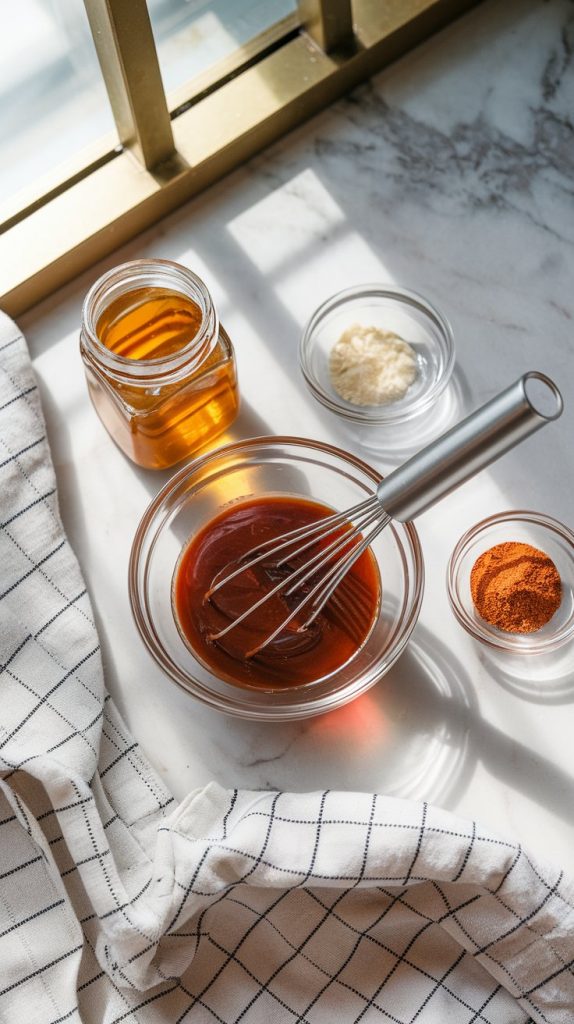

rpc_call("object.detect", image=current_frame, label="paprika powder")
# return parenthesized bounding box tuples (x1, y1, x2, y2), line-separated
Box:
(470, 541, 562, 633)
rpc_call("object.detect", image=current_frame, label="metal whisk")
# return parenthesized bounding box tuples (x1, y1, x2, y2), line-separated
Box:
(207, 372, 563, 656)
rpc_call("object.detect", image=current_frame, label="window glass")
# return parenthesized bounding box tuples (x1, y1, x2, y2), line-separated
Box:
(0, 0, 117, 213)
(148, 0, 297, 97)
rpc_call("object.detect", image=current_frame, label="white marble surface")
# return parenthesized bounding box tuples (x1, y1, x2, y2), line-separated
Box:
(19, 0, 574, 867)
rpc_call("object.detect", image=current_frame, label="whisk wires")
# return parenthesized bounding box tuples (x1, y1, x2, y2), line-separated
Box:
(206, 494, 389, 657)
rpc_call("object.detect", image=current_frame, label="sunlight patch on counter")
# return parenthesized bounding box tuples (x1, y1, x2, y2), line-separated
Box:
(227, 169, 347, 277)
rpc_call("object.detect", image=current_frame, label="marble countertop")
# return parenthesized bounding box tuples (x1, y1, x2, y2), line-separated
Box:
(19, 0, 574, 867)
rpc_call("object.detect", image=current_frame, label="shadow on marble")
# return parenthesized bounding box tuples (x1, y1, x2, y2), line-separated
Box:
(314, 365, 472, 472)
(405, 630, 574, 826)
(207, 622, 476, 807)
(371, 628, 574, 826)
(479, 643, 574, 705)
(209, 621, 574, 827)
(303, 624, 477, 808)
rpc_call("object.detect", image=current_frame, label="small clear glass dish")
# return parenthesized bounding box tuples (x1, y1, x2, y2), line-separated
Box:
(447, 511, 574, 655)
(129, 436, 424, 721)
(299, 285, 455, 451)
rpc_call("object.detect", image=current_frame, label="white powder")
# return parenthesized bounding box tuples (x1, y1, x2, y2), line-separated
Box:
(329, 324, 418, 406)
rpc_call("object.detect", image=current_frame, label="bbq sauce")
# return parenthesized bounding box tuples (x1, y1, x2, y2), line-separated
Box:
(173, 496, 381, 690)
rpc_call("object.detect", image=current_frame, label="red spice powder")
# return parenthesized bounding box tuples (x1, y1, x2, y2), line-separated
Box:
(470, 541, 562, 634)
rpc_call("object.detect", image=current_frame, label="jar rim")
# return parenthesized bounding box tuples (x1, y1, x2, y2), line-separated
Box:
(80, 258, 219, 381)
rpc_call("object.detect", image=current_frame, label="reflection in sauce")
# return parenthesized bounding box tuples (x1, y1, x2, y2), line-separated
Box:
(173, 496, 381, 690)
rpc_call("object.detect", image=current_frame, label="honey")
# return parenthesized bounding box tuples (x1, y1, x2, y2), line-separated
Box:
(97, 286, 203, 361)
(80, 260, 239, 469)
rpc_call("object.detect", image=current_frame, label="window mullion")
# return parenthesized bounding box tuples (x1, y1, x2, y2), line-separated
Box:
(297, 0, 354, 52)
(83, 0, 176, 171)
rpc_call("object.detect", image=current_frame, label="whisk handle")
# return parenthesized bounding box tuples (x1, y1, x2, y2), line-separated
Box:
(375, 371, 563, 522)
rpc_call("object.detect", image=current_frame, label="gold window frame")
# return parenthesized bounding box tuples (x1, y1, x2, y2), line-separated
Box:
(0, 0, 480, 316)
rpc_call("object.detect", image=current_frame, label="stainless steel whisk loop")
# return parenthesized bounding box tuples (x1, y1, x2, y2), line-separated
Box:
(207, 371, 563, 656)
(206, 494, 391, 655)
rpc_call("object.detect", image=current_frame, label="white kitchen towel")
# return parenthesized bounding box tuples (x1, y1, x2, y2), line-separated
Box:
(1, 308, 573, 1024)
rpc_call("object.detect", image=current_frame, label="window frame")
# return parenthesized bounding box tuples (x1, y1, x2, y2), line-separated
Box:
(0, 0, 480, 316)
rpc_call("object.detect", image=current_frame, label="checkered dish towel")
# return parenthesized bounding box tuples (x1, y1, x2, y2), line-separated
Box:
(1, 311, 573, 1024)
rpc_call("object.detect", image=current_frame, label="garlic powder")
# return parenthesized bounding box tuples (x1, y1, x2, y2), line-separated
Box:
(329, 324, 417, 406)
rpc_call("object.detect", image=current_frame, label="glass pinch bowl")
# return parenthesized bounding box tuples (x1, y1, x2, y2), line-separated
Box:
(129, 436, 424, 721)
(299, 284, 455, 453)
(447, 510, 574, 655)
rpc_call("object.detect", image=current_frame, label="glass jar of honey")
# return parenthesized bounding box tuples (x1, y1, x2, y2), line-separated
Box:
(80, 258, 239, 469)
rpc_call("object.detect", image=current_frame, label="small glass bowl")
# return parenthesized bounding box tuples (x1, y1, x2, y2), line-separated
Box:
(447, 511, 574, 655)
(299, 285, 455, 442)
(129, 436, 424, 721)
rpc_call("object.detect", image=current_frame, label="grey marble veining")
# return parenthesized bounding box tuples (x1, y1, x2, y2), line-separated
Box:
(19, 0, 574, 868)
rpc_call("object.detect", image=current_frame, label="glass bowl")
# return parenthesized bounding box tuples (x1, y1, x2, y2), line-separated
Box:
(299, 285, 455, 437)
(447, 511, 574, 655)
(129, 436, 424, 720)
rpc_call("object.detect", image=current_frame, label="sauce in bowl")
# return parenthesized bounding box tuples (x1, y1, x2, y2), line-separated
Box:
(173, 496, 381, 690)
